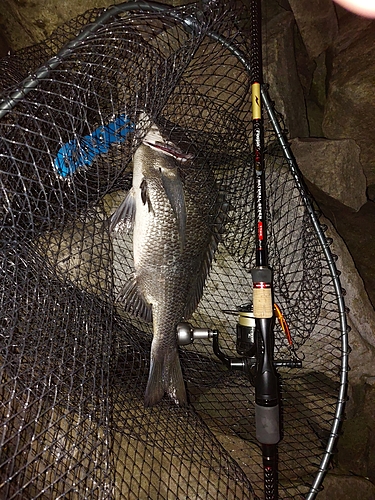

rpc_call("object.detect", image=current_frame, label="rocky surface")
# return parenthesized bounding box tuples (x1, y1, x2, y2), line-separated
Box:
(330, 229, 375, 487)
(0, 0, 193, 51)
(324, 215, 375, 384)
(263, 10, 309, 138)
(291, 137, 367, 210)
(317, 474, 375, 500)
(288, 0, 338, 59)
(322, 13, 375, 187)
(0, 0, 122, 50)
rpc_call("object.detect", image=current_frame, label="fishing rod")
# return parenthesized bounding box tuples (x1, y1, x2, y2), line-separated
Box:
(249, 1, 280, 497)
(177, 2, 298, 498)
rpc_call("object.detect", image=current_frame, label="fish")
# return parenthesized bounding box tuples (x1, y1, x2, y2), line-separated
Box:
(110, 115, 223, 407)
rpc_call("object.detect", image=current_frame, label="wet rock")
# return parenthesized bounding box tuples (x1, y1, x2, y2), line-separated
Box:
(323, 216, 375, 383)
(35, 213, 113, 297)
(0, 0, 104, 49)
(0, 32, 10, 57)
(264, 11, 309, 138)
(364, 378, 375, 483)
(291, 137, 367, 211)
(317, 473, 375, 500)
(322, 16, 375, 186)
(338, 380, 375, 482)
(367, 184, 375, 202)
(306, 52, 329, 137)
(288, 0, 338, 59)
(317, 217, 375, 487)
(0, 0, 190, 51)
(310, 52, 328, 112)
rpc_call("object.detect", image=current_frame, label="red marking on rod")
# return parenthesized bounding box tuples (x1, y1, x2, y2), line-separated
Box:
(258, 221, 264, 240)
(253, 282, 271, 289)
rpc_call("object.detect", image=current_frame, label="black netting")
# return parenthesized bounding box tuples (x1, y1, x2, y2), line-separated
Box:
(0, 2, 346, 499)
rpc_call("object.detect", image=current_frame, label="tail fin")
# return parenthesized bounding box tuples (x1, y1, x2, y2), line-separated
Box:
(144, 348, 187, 407)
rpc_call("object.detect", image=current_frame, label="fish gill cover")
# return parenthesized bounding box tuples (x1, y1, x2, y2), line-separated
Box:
(0, 1, 345, 499)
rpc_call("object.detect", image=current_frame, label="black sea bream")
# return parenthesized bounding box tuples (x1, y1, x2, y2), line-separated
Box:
(111, 117, 222, 406)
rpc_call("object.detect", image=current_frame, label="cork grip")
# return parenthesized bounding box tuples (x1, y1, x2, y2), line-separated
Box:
(253, 287, 273, 318)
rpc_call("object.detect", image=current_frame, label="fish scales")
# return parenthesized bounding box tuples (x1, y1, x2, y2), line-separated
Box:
(111, 119, 221, 407)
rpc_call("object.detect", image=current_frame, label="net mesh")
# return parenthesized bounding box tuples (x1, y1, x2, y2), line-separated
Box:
(0, 2, 344, 499)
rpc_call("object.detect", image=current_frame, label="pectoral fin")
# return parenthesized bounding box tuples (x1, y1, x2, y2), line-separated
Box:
(110, 187, 136, 233)
(161, 173, 186, 249)
(140, 178, 153, 213)
(118, 277, 153, 323)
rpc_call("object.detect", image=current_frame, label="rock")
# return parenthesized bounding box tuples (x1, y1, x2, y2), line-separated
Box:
(35, 213, 113, 297)
(323, 217, 375, 386)
(306, 99, 324, 137)
(306, 52, 329, 136)
(322, 16, 375, 186)
(367, 184, 375, 202)
(0, 0, 105, 50)
(334, 11, 374, 53)
(364, 379, 375, 483)
(339, 416, 370, 477)
(332, 247, 375, 485)
(293, 20, 316, 98)
(261, 0, 292, 24)
(317, 473, 375, 500)
(0, 0, 183, 51)
(291, 138, 367, 210)
(310, 52, 329, 110)
(337, 379, 375, 485)
(288, 0, 338, 59)
(0, 32, 10, 57)
(264, 11, 309, 138)
(320, 217, 375, 485)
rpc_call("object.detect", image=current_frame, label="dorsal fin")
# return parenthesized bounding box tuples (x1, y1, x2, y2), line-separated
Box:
(183, 193, 228, 319)
(159, 170, 186, 249)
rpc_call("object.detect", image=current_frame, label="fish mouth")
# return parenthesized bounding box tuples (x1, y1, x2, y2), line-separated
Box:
(137, 112, 194, 163)
(143, 140, 194, 163)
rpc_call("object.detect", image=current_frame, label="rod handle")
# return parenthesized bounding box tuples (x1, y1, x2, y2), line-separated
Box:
(251, 267, 273, 318)
(253, 287, 273, 318)
(255, 404, 280, 445)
